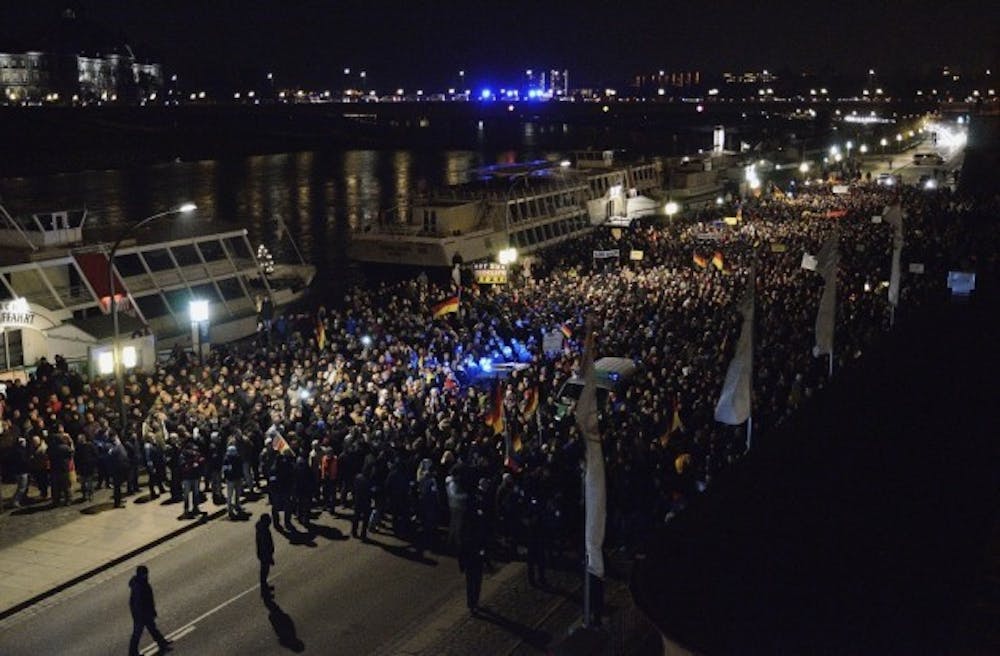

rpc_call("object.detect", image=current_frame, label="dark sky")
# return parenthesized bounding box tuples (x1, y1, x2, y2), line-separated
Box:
(2, 0, 997, 89)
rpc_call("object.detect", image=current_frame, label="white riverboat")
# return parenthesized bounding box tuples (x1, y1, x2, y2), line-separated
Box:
(348, 151, 663, 267)
(0, 205, 314, 377)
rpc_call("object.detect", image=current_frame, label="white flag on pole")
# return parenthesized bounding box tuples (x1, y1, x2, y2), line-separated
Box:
(715, 288, 754, 425)
(884, 205, 904, 308)
(814, 233, 839, 357)
(576, 328, 605, 579)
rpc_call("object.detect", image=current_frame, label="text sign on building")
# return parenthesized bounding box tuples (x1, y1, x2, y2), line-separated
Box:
(0, 298, 35, 330)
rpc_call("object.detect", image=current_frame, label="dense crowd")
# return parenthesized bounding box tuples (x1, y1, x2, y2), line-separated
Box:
(1, 180, 997, 576)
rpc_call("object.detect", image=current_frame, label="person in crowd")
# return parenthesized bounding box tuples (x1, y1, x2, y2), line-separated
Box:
(222, 443, 245, 519)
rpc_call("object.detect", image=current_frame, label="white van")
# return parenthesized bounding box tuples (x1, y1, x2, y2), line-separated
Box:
(555, 357, 638, 418)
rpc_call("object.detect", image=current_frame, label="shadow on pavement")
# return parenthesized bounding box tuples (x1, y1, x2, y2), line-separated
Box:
(366, 537, 438, 566)
(79, 501, 119, 515)
(276, 523, 317, 547)
(474, 607, 551, 649)
(263, 591, 305, 652)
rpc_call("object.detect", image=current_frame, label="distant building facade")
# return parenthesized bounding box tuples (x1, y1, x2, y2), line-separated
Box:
(0, 7, 162, 104)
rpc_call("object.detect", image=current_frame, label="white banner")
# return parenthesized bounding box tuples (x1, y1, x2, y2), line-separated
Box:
(592, 249, 620, 260)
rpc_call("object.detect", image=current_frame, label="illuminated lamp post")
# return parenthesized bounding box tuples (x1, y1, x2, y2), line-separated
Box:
(108, 203, 197, 436)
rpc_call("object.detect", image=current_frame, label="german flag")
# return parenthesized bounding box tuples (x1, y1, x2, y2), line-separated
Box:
(670, 397, 685, 435)
(485, 381, 505, 435)
(272, 434, 295, 456)
(560, 323, 573, 339)
(712, 251, 725, 271)
(771, 182, 786, 200)
(693, 253, 708, 269)
(523, 387, 539, 417)
(659, 397, 685, 446)
(431, 295, 459, 318)
(315, 317, 326, 350)
(512, 434, 523, 453)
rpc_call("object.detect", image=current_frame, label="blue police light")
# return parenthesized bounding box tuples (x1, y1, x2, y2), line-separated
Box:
(360, 335, 373, 347)
(479, 358, 493, 373)
(480, 88, 492, 100)
(528, 89, 539, 99)
(607, 371, 620, 382)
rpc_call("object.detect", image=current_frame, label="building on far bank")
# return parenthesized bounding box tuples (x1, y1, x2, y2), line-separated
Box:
(0, 5, 161, 104)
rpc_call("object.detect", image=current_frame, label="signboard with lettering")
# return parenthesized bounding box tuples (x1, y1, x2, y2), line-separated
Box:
(592, 249, 620, 260)
(0, 298, 35, 330)
(472, 263, 508, 285)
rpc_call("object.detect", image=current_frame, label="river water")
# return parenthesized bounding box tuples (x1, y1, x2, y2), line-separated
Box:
(0, 121, 717, 299)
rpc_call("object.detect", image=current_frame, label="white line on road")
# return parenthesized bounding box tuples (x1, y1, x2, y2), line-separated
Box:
(140, 575, 277, 654)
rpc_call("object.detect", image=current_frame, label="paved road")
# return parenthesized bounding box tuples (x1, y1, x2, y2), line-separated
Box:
(0, 507, 474, 655)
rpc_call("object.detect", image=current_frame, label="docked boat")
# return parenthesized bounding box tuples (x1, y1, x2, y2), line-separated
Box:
(348, 151, 663, 267)
(0, 205, 314, 377)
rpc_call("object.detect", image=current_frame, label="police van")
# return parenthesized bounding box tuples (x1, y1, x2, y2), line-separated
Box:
(554, 357, 638, 419)
(913, 152, 944, 166)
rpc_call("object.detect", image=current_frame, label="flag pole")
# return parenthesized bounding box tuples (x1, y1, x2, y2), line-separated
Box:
(746, 415, 753, 454)
(829, 352, 834, 378)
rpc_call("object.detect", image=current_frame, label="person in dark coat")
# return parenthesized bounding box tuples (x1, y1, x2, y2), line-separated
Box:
(269, 452, 294, 529)
(75, 435, 98, 501)
(110, 436, 130, 508)
(352, 470, 372, 540)
(48, 434, 74, 507)
(292, 456, 314, 526)
(256, 515, 275, 596)
(458, 508, 486, 614)
(128, 566, 172, 656)
(144, 438, 167, 500)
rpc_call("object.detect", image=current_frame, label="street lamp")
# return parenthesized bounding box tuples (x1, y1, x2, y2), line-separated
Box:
(498, 247, 519, 265)
(665, 201, 680, 218)
(189, 299, 209, 363)
(108, 203, 197, 436)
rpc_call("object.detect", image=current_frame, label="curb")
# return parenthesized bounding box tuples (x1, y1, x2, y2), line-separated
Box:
(0, 506, 228, 622)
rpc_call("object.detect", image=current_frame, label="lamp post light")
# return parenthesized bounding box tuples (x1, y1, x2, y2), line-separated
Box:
(108, 203, 196, 436)
(665, 201, 680, 218)
(189, 299, 210, 363)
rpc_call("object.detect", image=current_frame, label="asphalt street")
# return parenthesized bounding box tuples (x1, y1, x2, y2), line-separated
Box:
(0, 506, 473, 655)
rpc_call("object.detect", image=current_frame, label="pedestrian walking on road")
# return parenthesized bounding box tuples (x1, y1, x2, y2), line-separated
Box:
(127, 565, 172, 656)
(256, 515, 275, 596)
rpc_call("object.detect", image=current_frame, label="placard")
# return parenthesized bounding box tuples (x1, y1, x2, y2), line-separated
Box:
(542, 330, 564, 355)
(832, 185, 850, 195)
(871, 215, 882, 224)
(801, 253, 818, 271)
(908, 263, 925, 274)
(770, 243, 787, 253)
(592, 249, 620, 260)
(629, 250, 644, 261)
(472, 263, 508, 284)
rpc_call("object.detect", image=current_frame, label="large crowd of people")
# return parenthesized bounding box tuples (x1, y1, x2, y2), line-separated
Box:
(1, 179, 996, 579)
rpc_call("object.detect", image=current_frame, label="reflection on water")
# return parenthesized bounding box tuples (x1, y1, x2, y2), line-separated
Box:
(0, 148, 538, 296)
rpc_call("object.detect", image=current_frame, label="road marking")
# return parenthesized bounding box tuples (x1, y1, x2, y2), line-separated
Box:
(140, 576, 277, 653)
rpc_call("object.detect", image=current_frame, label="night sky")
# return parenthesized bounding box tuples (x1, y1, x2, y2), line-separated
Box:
(2, 0, 997, 89)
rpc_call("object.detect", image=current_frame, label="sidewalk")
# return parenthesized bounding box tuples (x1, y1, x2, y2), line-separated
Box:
(0, 482, 226, 618)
